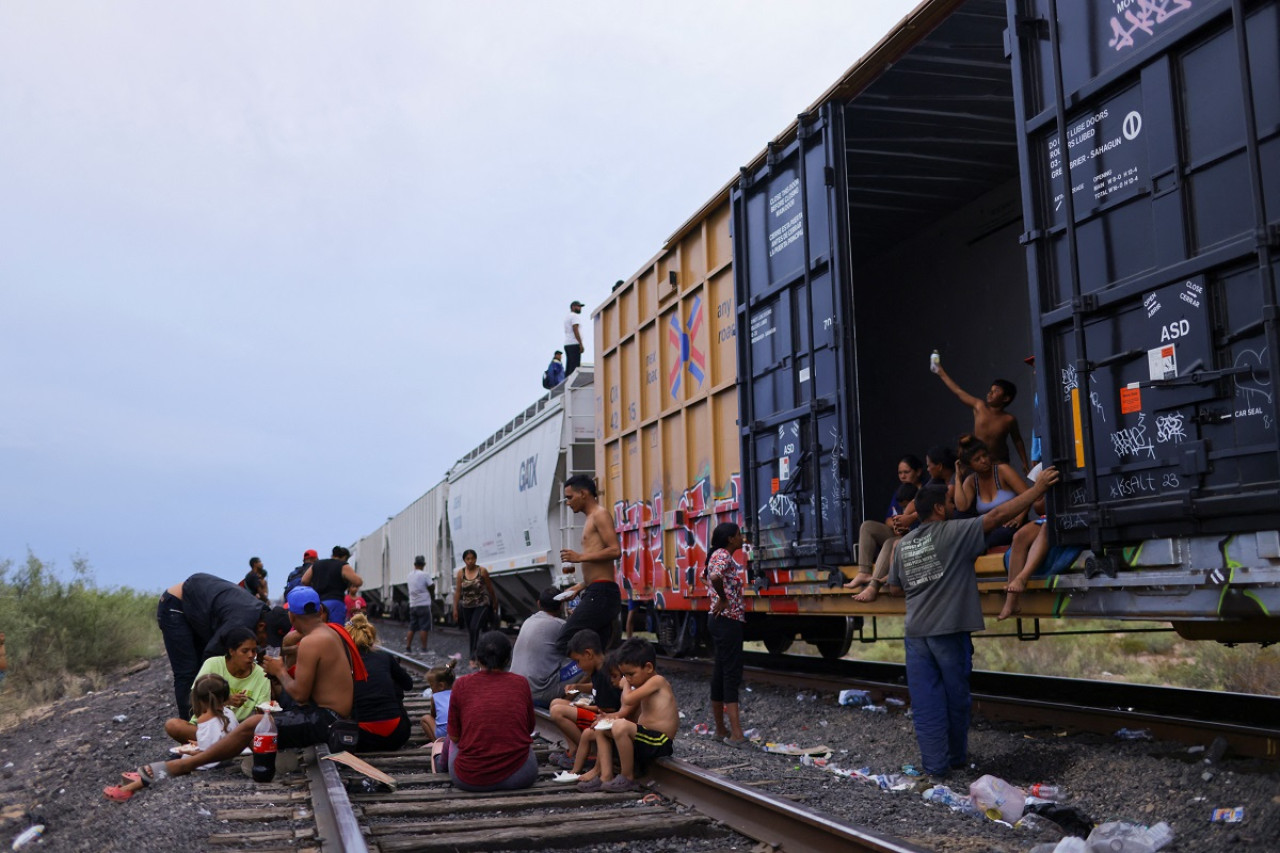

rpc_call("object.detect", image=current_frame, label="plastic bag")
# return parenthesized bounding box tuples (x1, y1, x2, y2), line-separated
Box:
(969, 774, 1025, 823)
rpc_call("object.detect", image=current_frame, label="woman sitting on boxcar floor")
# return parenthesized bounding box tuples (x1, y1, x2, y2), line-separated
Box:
(164, 626, 271, 744)
(346, 612, 414, 752)
(954, 435, 1029, 549)
(845, 454, 926, 590)
(446, 631, 538, 792)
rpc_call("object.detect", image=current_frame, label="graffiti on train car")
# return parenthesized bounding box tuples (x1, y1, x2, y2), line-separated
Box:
(614, 474, 742, 603)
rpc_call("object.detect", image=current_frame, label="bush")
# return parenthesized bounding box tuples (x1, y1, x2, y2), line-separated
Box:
(0, 552, 162, 713)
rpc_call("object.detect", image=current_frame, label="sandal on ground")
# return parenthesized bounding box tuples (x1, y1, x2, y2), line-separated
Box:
(576, 777, 603, 793)
(103, 785, 134, 802)
(120, 771, 141, 783)
(137, 761, 170, 788)
(722, 736, 750, 748)
(601, 775, 639, 793)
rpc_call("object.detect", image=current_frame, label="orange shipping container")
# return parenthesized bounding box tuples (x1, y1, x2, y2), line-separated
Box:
(595, 201, 740, 620)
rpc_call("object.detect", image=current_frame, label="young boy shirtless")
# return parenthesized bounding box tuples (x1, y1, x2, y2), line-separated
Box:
(547, 630, 621, 771)
(933, 360, 1030, 472)
(577, 638, 678, 793)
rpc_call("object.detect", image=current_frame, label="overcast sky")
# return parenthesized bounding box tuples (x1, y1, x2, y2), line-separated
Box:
(2, 1, 922, 593)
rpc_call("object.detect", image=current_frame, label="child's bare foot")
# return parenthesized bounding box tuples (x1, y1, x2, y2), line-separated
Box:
(997, 590, 1022, 621)
(843, 572, 873, 590)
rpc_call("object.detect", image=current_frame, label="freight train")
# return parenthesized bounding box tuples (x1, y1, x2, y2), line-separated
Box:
(360, 0, 1280, 650)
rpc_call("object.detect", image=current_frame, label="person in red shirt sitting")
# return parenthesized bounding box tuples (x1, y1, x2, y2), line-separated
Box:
(446, 631, 537, 792)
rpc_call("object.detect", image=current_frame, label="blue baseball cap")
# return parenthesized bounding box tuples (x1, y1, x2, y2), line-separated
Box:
(286, 586, 322, 615)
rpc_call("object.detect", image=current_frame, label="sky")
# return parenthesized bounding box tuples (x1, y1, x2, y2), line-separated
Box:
(2, 1, 923, 593)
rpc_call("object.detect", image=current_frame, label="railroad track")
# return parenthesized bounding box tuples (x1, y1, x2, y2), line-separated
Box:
(199, 648, 934, 852)
(660, 651, 1280, 761)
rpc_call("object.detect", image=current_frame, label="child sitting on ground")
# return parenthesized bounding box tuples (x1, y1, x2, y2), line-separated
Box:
(577, 638, 678, 793)
(556, 652, 628, 783)
(547, 630, 622, 771)
(418, 660, 458, 741)
(104, 674, 237, 801)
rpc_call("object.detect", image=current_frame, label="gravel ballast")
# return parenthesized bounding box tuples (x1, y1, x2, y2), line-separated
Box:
(1, 623, 1276, 852)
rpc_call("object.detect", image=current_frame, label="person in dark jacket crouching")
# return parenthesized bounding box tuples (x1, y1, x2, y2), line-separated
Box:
(345, 613, 413, 752)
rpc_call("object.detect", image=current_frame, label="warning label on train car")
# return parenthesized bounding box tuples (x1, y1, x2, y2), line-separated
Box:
(1043, 85, 1146, 224)
(768, 178, 804, 259)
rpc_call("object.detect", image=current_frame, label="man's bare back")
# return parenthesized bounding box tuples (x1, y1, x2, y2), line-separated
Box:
(265, 617, 353, 717)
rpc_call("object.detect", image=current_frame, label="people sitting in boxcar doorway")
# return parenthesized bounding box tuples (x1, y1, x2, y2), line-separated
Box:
(845, 455, 926, 591)
(446, 631, 538, 792)
(346, 613, 414, 752)
(953, 435, 1029, 549)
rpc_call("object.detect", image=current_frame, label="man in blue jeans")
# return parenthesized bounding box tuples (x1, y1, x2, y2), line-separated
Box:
(884, 466, 1059, 779)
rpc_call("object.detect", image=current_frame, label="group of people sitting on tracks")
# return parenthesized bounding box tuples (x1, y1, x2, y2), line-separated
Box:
(107, 534, 681, 800)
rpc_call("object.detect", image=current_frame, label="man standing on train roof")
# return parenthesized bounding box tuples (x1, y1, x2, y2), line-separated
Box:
(142, 586, 360, 786)
(156, 573, 292, 718)
(301, 546, 363, 626)
(405, 555, 435, 652)
(932, 354, 1030, 472)
(883, 465, 1059, 781)
(564, 300, 585, 377)
(243, 557, 269, 603)
(282, 549, 317, 602)
(555, 474, 622, 656)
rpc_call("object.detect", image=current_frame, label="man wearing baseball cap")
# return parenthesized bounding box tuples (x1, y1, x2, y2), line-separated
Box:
(282, 549, 318, 604)
(147, 585, 362, 784)
(564, 299, 585, 377)
(405, 555, 435, 653)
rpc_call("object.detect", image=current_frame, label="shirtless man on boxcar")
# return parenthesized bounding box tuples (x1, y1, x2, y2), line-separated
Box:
(934, 362, 1030, 472)
(555, 474, 623, 655)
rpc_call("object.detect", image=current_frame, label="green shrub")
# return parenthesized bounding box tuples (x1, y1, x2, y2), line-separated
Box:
(0, 552, 162, 714)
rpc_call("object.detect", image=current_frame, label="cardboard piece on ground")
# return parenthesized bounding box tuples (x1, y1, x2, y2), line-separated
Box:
(323, 751, 397, 787)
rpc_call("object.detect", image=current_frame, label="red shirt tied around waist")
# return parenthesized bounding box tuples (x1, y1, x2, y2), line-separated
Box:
(447, 670, 535, 786)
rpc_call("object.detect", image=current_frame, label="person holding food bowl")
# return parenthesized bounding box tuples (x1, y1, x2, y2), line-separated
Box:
(163, 626, 271, 744)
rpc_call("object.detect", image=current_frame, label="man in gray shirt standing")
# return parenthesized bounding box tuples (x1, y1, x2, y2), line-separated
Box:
(511, 587, 569, 707)
(405, 556, 435, 653)
(885, 466, 1059, 779)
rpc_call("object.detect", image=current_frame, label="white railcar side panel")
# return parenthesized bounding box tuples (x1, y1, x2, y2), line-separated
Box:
(448, 411, 564, 577)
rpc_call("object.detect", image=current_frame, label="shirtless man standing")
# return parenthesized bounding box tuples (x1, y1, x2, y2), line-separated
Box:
(138, 586, 356, 784)
(934, 362, 1030, 472)
(555, 474, 622, 655)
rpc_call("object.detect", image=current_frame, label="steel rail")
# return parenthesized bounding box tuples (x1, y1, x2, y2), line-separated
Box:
(305, 743, 370, 853)
(660, 655, 1280, 761)
(644, 755, 932, 853)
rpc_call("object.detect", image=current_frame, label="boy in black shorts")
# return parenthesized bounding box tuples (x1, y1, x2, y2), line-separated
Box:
(577, 638, 677, 793)
(548, 630, 621, 770)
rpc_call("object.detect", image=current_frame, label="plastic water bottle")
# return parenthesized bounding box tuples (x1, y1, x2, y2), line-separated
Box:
(1028, 783, 1061, 800)
(251, 711, 278, 783)
(930, 350, 941, 373)
(922, 785, 978, 815)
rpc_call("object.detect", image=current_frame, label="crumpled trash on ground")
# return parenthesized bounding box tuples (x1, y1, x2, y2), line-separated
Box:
(838, 689, 871, 706)
(1210, 806, 1244, 823)
(1030, 821, 1174, 853)
(969, 774, 1026, 823)
(1114, 727, 1153, 740)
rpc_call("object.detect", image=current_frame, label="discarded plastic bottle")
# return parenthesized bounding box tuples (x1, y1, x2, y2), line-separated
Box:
(251, 711, 278, 783)
(1028, 783, 1061, 800)
(922, 785, 978, 815)
(12, 825, 44, 850)
(930, 350, 941, 373)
